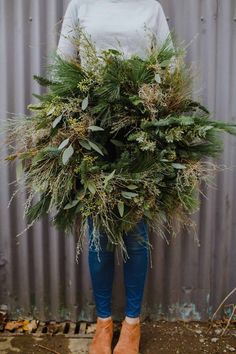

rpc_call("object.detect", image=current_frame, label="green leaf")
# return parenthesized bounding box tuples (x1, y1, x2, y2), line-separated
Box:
(87, 180, 97, 194)
(76, 190, 86, 201)
(47, 107, 56, 116)
(79, 140, 92, 150)
(82, 96, 89, 110)
(179, 116, 194, 125)
(88, 125, 105, 132)
(105, 48, 122, 56)
(104, 169, 116, 188)
(203, 125, 214, 131)
(154, 73, 161, 83)
(88, 140, 104, 156)
(16, 161, 23, 181)
(33, 75, 52, 87)
(5, 154, 17, 162)
(64, 200, 80, 210)
(129, 95, 143, 106)
(126, 184, 138, 190)
(58, 138, 69, 150)
(121, 191, 139, 199)
(172, 163, 186, 169)
(52, 115, 63, 128)
(76, 203, 83, 212)
(110, 139, 124, 147)
(32, 93, 47, 101)
(160, 59, 171, 68)
(26, 196, 50, 223)
(62, 144, 74, 165)
(118, 201, 124, 217)
(27, 103, 43, 111)
(143, 209, 153, 219)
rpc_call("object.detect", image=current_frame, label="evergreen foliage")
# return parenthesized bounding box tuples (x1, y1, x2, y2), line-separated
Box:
(4, 28, 236, 258)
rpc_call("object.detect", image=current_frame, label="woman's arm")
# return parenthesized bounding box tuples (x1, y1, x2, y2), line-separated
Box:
(57, 0, 79, 60)
(155, 2, 176, 71)
(155, 2, 174, 49)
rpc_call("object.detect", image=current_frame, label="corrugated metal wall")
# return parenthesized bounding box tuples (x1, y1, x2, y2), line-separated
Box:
(0, 0, 236, 321)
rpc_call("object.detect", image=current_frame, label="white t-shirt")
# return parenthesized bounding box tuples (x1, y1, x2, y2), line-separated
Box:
(57, 0, 173, 66)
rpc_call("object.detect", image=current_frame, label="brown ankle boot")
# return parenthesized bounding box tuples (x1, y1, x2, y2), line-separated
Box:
(113, 319, 141, 354)
(88, 317, 113, 354)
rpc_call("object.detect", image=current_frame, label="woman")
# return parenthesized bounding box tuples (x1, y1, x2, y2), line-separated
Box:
(57, 1, 173, 353)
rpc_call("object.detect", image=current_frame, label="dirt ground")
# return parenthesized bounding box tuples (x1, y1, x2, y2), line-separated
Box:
(140, 320, 236, 354)
(0, 320, 236, 354)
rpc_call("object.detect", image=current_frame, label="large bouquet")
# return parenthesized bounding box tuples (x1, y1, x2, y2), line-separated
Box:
(4, 29, 236, 257)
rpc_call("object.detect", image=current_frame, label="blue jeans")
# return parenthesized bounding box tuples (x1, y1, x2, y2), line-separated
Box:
(87, 217, 149, 318)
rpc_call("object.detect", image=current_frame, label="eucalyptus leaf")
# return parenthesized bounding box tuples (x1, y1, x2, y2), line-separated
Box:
(160, 59, 171, 67)
(76, 190, 86, 200)
(172, 163, 186, 169)
(76, 203, 83, 212)
(82, 96, 89, 110)
(110, 139, 124, 147)
(64, 200, 80, 210)
(47, 107, 56, 116)
(118, 200, 124, 217)
(121, 191, 139, 199)
(126, 184, 138, 190)
(52, 115, 63, 128)
(87, 181, 97, 194)
(104, 169, 116, 188)
(88, 125, 104, 132)
(88, 140, 104, 155)
(155, 73, 161, 83)
(79, 140, 92, 150)
(62, 144, 74, 165)
(58, 138, 69, 150)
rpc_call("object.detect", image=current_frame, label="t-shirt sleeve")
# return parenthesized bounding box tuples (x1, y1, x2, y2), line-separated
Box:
(155, 2, 176, 71)
(57, 0, 79, 60)
(155, 2, 174, 49)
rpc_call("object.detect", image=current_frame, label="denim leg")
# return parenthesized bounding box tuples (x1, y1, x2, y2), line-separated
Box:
(87, 216, 115, 318)
(123, 218, 149, 318)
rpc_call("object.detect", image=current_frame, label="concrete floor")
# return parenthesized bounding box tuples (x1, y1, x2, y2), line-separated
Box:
(0, 335, 91, 354)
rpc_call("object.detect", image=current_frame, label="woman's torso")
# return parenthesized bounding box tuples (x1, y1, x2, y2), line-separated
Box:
(78, 0, 161, 60)
(57, 0, 172, 65)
